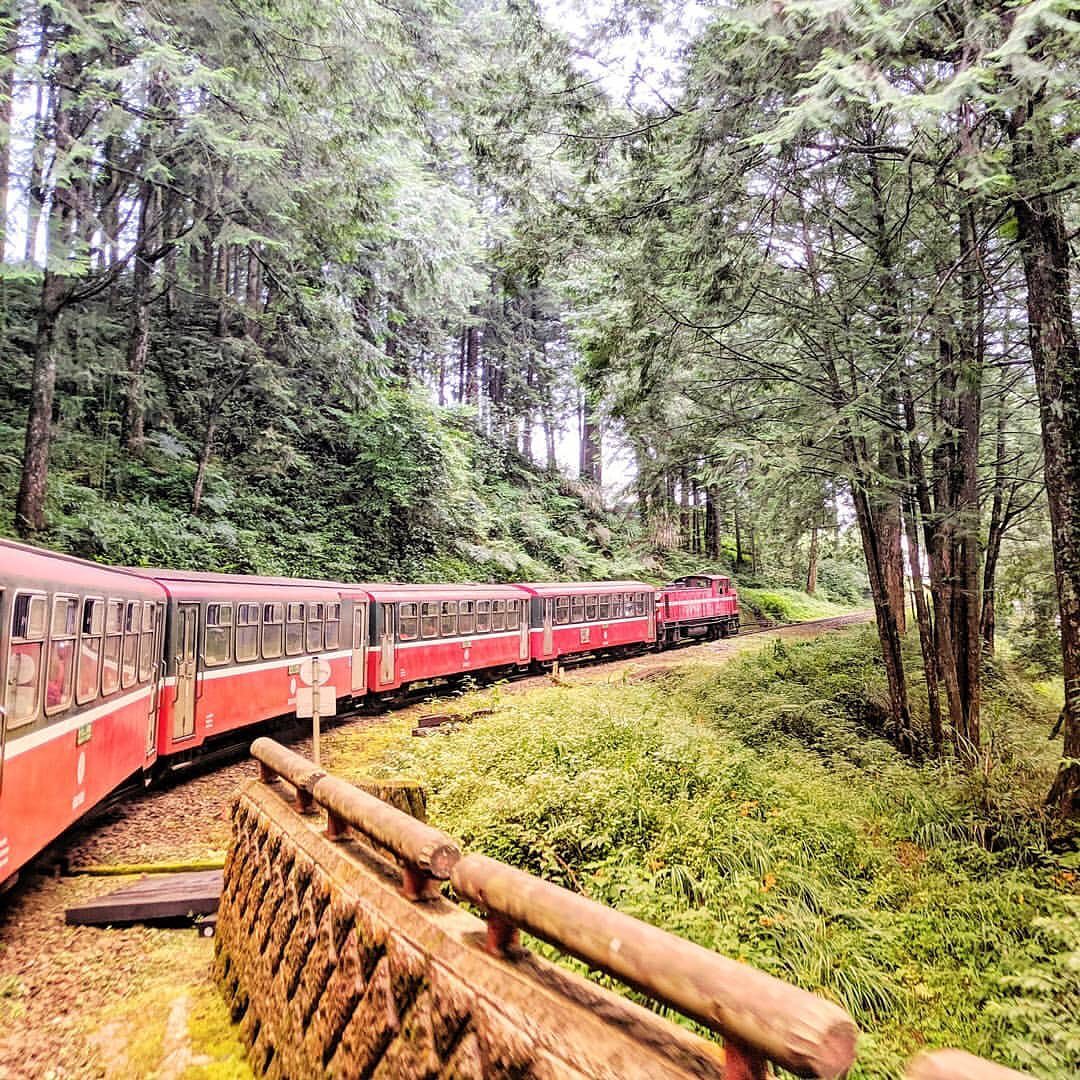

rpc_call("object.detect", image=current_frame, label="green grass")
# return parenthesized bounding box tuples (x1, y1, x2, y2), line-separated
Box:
(329, 629, 1079, 1078)
(738, 585, 855, 623)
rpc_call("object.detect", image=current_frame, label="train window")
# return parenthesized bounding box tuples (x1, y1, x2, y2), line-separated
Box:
(506, 599, 521, 630)
(636, 592, 648, 616)
(77, 598, 104, 705)
(571, 596, 585, 624)
(598, 595, 611, 620)
(138, 601, 157, 681)
(585, 595, 598, 621)
(399, 603, 419, 641)
(7, 592, 46, 727)
(262, 602, 284, 658)
(611, 594, 623, 618)
(476, 600, 490, 633)
(235, 603, 259, 662)
(102, 600, 123, 695)
(285, 602, 304, 655)
(204, 603, 232, 667)
(121, 601, 140, 687)
(421, 603, 438, 639)
(324, 603, 341, 650)
(306, 602, 324, 652)
(555, 596, 569, 625)
(45, 597, 77, 715)
(459, 600, 475, 635)
(441, 600, 458, 637)
(491, 599, 506, 632)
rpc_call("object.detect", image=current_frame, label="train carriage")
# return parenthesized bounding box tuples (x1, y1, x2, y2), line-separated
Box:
(656, 574, 739, 644)
(363, 584, 531, 693)
(0, 540, 167, 885)
(127, 570, 363, 759)
(520, 581, 657, 664)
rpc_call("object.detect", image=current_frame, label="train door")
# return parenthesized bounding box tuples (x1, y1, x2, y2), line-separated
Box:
(379, 604, 395, 685)
(146, 601, 165, 757)
(542, 598, 554, 655)
(173, 603, 198, 740)
(647, 594, 657, 641)
(518, 602, 529, 661)
(351, 601, 368, 694)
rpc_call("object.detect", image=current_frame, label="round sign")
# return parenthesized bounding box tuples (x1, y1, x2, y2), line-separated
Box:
(298, 657, 332, 686)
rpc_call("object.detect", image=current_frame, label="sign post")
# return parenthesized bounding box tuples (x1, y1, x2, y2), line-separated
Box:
(296, 656, 334, 768)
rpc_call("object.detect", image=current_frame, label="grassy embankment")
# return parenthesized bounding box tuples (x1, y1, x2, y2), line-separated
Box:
(323, 627, 1079, 1079)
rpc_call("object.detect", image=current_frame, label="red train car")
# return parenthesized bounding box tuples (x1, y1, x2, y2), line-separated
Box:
(0, 539, 167, 885)
(520, 581, 657, 664)
(656, 574, 739, 645)
(127, 570, 364, 761)
(363, 584, 531, 693)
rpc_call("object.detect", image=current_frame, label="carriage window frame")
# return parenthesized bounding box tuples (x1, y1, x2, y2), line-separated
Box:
(45, 594, 79, 718)
(440, 600, 458, 637)
(420, 602, 439, 639)
(399, 602, 419, 641)
(137, 600, 157, 682)
(76, 596, 105, 706)
(324, 602, 341, 650)
(7, 591, 47, 729)
(491, 599, 506, 632)
(555, 596, 570, 625)
(506, 599, 521, 630)
(262, 602, 284, 659)
(306, 602, 324, 653)
(636, 592, 648, 616)
(101, 599, 123, 695)
(204, 602, 233, 667)
(585, 595, 598, 622)
(598, 595, 611, 620)
(476, 600, 491, 633)
(121, 600, 140, 687)
(285, 602, 304, 656)
(458, 600, 475, 636)
(235, 602, 260, 663)
(571, 595, 585, 624)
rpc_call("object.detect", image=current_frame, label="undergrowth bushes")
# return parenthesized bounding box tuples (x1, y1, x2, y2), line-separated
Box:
(332, 629, 1079, 1078)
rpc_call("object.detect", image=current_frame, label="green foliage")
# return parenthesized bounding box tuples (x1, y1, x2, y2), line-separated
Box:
(738, 586, 850, 623)
(341, 631, 1078, 1077)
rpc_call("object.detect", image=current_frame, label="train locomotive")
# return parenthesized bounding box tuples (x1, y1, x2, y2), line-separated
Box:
(0, 538, 737, 888)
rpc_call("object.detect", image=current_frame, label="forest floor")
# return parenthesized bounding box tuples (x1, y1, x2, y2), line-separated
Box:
(0, 615, 867, 1080)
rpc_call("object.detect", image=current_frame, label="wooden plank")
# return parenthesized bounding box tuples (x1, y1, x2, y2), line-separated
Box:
(65, 869, 223, 927)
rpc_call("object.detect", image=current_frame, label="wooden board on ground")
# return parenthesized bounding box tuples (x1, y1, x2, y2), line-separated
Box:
(64, 869, 223, 927)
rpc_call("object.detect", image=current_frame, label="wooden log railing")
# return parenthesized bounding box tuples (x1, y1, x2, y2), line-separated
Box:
(248, 738, 1033, 1080)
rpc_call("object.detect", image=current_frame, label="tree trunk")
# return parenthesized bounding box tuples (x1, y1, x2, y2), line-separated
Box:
(465, 325, 479, 406)
(24, 9, 53, 264)
(123, 179, 159, 451)
(806, 521, 819, 595)
(580, 396, 601, 485)
(904, 491, 944, 755)
(191, 414, 217, 515)
(16, 11, 83, 535)
(981, 390, 1008, 654)
(1010, 108, 1080, 819)
(0, 2, 19, 262)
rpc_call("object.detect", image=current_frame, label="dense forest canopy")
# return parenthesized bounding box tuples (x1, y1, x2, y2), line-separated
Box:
(0, 0, 1077, 818)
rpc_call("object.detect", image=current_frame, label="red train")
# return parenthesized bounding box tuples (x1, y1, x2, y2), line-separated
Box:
(0, 539, 737, 888)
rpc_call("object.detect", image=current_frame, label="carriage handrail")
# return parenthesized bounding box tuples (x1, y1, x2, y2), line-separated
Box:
(250, 737, 460, 893)
(451, 852, 858, 1079)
